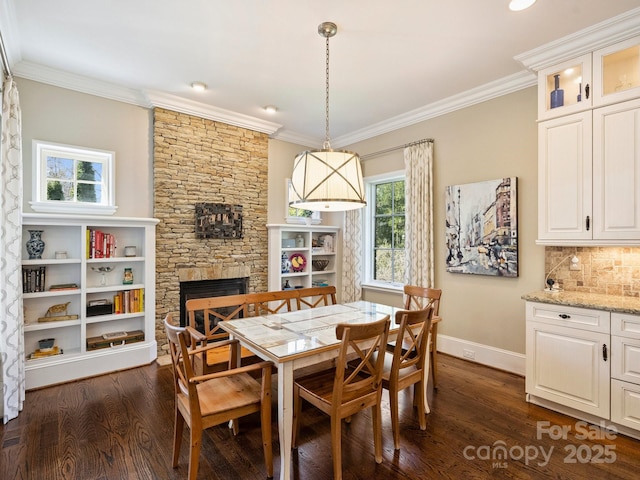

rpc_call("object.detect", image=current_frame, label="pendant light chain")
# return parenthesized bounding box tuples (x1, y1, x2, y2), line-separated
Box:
(324, 34, 331, 149)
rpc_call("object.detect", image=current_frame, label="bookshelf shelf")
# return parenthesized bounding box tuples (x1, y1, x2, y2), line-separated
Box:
(21, 213, 159, 390)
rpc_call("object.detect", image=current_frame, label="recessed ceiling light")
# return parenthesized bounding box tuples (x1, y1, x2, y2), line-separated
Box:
(509, 0, 536, 11)
(191, 81, 207, 92)
(264, 105, 278, 114)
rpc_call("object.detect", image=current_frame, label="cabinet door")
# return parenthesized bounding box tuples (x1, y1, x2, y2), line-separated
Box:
(538, 54, 592, 121)
(593, 98, 640, 240)
(538, 112, 592, 241)
(593, 36, 640, 108)
(526, 321, 610, 418)
(611, 379, 640, 431)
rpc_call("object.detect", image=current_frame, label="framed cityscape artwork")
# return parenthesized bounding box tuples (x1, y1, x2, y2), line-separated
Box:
(445, 177, 518, 277)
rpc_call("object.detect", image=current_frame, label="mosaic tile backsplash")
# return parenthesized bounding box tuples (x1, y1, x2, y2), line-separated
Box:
(545, 247, 640, 297)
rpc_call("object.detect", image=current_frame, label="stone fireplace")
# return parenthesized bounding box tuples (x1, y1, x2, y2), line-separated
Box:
(153, 108, 269, 355)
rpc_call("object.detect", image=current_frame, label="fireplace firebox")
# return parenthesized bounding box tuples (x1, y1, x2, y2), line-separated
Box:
(179, 277, 249, 328)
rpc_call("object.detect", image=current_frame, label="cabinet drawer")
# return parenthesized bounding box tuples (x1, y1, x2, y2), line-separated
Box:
(612, 313, 640, 339)
(611, 379, 640, 430)
(612, 335, 640, 384)
(526, 302, 609, 333)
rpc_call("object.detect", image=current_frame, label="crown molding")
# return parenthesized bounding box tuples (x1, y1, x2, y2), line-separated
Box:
(144, 90, 281, 135)
(13, 61, 282, 135)
(331, 70, 536, 148)
(14, 60, 149, 105)
(515, 7, 640, 71)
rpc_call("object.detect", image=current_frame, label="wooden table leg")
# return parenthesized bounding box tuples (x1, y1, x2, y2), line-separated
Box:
(278, 362, 294, 480)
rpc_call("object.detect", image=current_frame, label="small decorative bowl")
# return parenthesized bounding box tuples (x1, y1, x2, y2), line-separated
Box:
(38, 338, 55, 352)
(312, 259, 329, 271)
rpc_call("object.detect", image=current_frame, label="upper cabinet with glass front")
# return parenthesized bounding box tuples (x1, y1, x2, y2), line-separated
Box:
(593, 36, 640, 107)
(538, 36, 640, 120)
(538, 54, 592, 120)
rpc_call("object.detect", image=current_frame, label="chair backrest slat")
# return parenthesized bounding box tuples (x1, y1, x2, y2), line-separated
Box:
(403, 285, 441, 316)
(185, 294, 248, 339)
(296, 286, 337, 309)
(245, 290, 298, 316)
(334, 316, 390, 403)
(390, 307, 433, 380)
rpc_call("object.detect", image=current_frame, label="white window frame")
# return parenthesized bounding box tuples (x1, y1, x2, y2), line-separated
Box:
(30, 140, 117, 215)
(362, 170, 405, 292)
(284, 178, 321, 224)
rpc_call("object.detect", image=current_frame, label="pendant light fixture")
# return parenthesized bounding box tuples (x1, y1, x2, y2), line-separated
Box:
(289, 22, 366, 212)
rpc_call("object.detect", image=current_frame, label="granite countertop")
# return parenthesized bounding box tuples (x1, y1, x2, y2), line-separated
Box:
(522, 290, 640, 315)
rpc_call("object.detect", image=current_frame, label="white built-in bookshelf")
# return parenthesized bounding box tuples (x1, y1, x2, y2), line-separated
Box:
(21, 213, 159, 389)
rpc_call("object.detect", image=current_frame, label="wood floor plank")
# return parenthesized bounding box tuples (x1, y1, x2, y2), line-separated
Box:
(2, 354, 640, 479)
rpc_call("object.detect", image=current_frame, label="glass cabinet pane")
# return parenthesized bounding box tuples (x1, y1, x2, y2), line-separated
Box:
(601, 44, 640, 96)
(544, 63, 585, 111)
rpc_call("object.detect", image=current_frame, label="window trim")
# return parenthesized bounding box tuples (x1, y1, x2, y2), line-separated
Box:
(30, 140, 117, 215)
(362, 170, 405, 292)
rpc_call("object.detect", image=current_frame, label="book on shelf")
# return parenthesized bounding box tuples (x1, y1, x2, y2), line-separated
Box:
(49, 283, 79, 291)
(113, 288, 145, 314)
(22, 266, 46, 293)
(87, 228, 117, 259)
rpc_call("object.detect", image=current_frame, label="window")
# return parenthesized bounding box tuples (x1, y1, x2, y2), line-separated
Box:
(363, 174, 405, 288)
(285, 178, 321, 224)
(31, 140, 116, 215)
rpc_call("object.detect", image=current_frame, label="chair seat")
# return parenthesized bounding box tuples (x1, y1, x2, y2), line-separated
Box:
(205, 345, 256, 367)
(379, 350, 420, 383)
(296, 368, 377, 407)
(176, 373, 263, 418)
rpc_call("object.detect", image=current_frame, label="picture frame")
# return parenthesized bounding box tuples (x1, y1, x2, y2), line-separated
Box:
(445, 177, 518, 277)
(285, 178, 321, 224)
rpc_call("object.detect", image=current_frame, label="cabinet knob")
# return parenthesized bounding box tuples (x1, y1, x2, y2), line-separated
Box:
(558, 314, 571, 319)
(585, 84, 590, 100)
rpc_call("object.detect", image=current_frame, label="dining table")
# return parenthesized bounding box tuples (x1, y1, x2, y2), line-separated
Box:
(219, 300, 432, 480)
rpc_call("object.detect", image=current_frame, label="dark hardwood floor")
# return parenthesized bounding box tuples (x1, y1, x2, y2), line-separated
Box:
(2, 353, 639, 479)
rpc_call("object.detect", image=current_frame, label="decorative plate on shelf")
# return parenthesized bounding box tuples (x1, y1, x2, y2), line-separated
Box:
(289, 253, 307, 272)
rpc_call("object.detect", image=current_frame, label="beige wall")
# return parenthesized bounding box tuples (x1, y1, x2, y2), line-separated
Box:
(345, 87, 545, 354)
(18, 77, 543, 357)
(17, 78, 152, 218)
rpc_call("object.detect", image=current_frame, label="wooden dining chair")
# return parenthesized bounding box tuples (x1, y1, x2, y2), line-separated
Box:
(296, 285, 337, 309)
(245, 290, 298, 316)
(292, 316, 390, 480)
(185, 295, 255, 374)
(381, 307, 433, 450)
(164, 315, 274, 480)
(403, 285, 442, 388)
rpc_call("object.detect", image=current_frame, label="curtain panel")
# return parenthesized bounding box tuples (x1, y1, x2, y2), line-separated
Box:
(404, 142, 434, 288)
(1, 76, 25, 423)
(341, 208, 362, 302)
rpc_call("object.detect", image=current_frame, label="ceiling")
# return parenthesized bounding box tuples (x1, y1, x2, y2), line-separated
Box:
(2, 1, 640, 147)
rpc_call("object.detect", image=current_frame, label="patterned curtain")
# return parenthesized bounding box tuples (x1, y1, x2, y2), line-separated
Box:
(404, 141, 434, 287)
(341, 208, 362, 302)
(1, 76, 25, 423)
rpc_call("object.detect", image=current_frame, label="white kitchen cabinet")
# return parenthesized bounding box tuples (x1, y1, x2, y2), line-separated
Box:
(536, 36, 640, 245)
(611, 313, 640, 430)
(267, 224, 340, 295)
(537, 111, 592, 242)
(592, 98, 640, 240)
(526, 302, 610, 418)
(22, 213, 158, 389)
(537, 36, 640, 121)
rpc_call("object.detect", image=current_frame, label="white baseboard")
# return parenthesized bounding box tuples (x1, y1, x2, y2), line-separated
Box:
(437, 334, 525, 376)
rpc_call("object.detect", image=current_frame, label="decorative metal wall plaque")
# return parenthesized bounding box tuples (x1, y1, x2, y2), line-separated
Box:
(195, 203, 243, 239)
